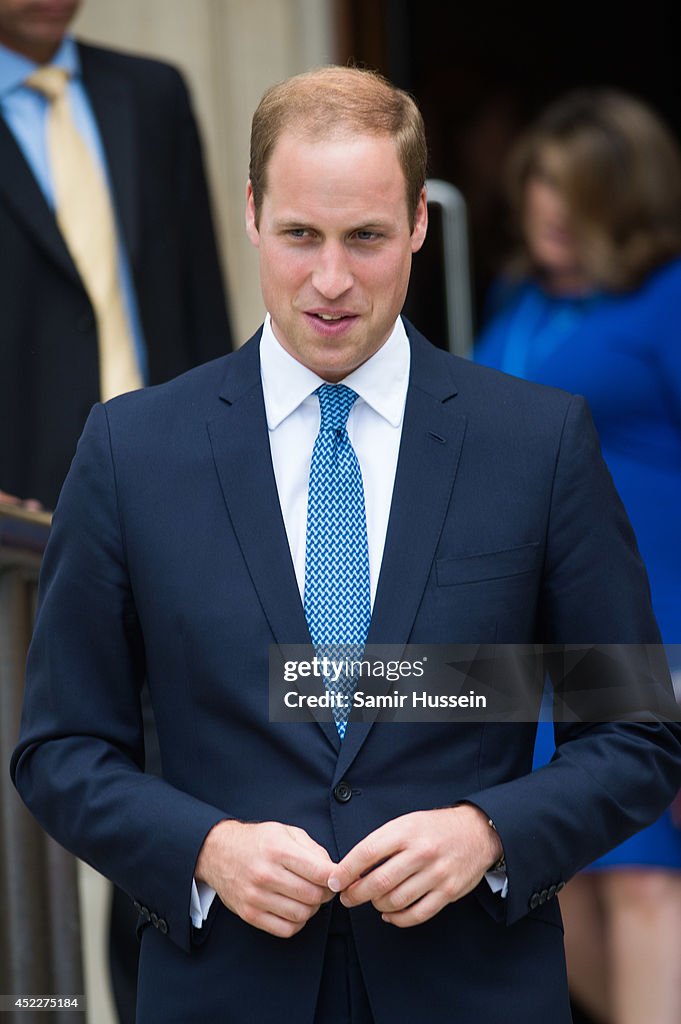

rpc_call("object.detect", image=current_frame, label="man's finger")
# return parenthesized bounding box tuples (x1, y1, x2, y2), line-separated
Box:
(328, 822, 403, 892)
(338, 850, 417, 907)
(252, 889, 322, 925)
(278, 867, 335, 907)
(280, 844, 336, 889)
(251, 910, 309, 939)
(380, 890, 445, 929)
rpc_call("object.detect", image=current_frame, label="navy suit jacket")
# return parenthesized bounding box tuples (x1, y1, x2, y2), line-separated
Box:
(11, 323, 681, 1023)
(0, 41, 231, 509)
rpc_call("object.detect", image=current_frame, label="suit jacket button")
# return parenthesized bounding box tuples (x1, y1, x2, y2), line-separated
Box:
(556, 881, 565, 893)
(141, 906, 151, 922)
(333, 781, 352, 803)
(539, 889, 549, 904)
(158, 918, 168, 934)
(151, 912, 159, 927)
(529, 893, 540, 910)
(133, 900, 141, 912)
(547, 885, 557, 900)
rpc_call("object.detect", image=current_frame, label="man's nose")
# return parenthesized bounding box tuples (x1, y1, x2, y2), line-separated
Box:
(311, 243, 353, 299)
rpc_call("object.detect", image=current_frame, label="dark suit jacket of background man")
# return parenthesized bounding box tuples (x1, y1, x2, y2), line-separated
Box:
(12, 322, 681, 1023)
(0, 40, 232, 509)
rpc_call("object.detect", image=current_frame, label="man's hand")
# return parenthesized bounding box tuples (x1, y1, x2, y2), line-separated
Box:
(328, 805, 503, 928)
(195, 820, 336, 938)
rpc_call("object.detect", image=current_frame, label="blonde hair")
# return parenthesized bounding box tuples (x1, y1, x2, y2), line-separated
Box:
(506, 90, 681, 290)
(249, 66, 427, 231)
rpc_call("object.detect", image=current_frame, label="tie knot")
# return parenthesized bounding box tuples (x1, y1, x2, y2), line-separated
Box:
(25, 65, 69, 102)
(316, 384, 358, 432)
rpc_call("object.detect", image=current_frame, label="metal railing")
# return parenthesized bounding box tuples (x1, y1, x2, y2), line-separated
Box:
(0, 504, 84, 1023)
(403, 178, 474, 358)
(424, 179, 474, 358)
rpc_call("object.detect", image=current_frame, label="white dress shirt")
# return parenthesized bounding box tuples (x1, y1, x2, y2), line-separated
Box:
(261, 313, 409, 605)
(191, 315, 505, 926)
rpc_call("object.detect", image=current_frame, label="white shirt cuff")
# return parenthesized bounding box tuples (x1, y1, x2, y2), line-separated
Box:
(191, 878, 217, 928)
(485, 869, 509, 899)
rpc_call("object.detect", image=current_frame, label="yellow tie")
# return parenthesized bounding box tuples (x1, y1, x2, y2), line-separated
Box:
(26, 66, 142, 401)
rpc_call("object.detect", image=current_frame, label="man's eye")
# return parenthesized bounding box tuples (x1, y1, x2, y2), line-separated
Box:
(354, 231, 380, 242)
(288, 229, 309, 239)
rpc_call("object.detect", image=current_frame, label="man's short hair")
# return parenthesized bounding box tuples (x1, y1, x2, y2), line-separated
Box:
(249, 65, 427, 232)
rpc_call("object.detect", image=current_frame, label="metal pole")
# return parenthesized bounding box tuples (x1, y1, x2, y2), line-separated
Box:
(425, 178, 474, 358)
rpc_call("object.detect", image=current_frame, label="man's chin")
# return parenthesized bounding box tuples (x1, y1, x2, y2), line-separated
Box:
(307, 355, 355, 383)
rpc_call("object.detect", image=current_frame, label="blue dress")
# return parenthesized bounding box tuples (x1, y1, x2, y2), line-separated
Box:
(475, 257, 681, 869)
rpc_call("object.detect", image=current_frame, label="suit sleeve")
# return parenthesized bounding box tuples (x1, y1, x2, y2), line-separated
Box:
(170, 69, 233, 362)
(463, 395, 681, 925)
(10, 403, 226, 953)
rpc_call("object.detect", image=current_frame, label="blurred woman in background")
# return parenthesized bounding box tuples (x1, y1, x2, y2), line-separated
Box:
(475, 90, 681, 1024)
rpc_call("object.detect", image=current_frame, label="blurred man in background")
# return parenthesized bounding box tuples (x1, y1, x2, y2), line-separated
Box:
(0, 0, 232, 509)
(0, 1, 232, 1019)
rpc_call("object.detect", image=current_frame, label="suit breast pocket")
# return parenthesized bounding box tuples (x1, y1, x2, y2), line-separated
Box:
(412, 543, 542, 644)
(436, 542, 541, 587)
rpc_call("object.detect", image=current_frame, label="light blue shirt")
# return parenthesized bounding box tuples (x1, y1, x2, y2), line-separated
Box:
(0, 36, 148, 383)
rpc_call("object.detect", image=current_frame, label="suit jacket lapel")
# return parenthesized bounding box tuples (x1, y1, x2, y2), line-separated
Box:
(207, 332, 340, 752)
(207, 325, 467, 767)
(0, 118, 80, 284)
(335, 324, 467, 778)
(0, 44, 138, 281)
(79, 43, 139, 267)
(368, 328, 465, 645)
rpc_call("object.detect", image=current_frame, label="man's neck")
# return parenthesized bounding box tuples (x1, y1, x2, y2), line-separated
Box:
(0, 32, 63, 65)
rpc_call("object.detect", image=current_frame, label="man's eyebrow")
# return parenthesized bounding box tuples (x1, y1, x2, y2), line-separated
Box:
(272, 216, 393, 232)
(273, 217, 315, 229)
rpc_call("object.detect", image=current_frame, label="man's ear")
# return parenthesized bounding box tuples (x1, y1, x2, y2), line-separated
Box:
(245, 180, 260, 247)
(410, 186, 428, 254)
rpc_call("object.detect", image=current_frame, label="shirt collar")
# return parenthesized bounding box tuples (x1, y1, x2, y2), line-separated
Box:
(0, 35, 79, 99)
(260, 314, 410, 431)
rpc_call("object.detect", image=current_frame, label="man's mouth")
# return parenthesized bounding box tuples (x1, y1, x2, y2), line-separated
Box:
(308, 311, 357, 321)
(304, 311, 359, 335)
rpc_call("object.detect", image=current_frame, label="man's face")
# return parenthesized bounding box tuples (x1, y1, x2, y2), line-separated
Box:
(0, 0, 81, 62)
(246, 129, 427, 382)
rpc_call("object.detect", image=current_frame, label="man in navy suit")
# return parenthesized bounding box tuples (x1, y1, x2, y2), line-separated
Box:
(11, 66, 681, 1023)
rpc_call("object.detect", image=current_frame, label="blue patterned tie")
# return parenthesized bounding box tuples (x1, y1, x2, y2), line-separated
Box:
(304, 384, 371, 738)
